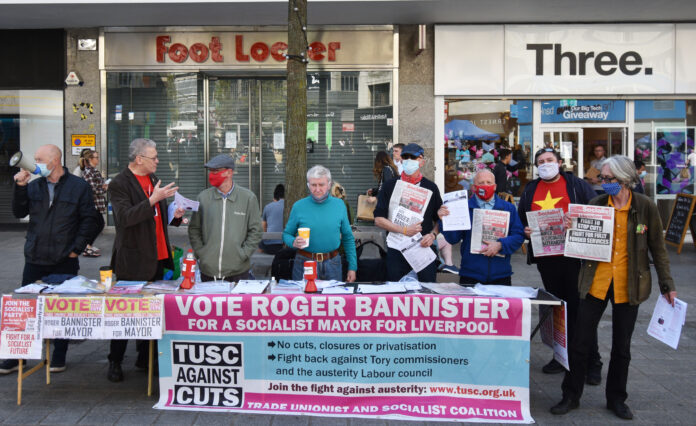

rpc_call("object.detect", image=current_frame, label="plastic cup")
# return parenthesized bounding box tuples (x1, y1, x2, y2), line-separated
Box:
(99, 266, 113, 291)
(298, 227, 310, 248)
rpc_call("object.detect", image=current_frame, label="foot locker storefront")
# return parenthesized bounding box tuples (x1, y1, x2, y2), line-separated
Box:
(435, 24, 696, 217)
(101, 26, 396, 214)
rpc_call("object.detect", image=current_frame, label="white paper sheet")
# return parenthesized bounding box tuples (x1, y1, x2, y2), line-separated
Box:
(186, 281, 232, 294)
(358, 283, 407, 294)
(231, 280, 270, 294)
(647, 296, 687, 349)
(15, 283, 53, 294)
(441, 190, 471, 231)
(322, 286, 354, 294)
(400, 234, 437, 272)
(420, 282, 478, 295)
(472, 284, 539, 298)
(271, 280, 305, 294)
(174, 192, 200, 212)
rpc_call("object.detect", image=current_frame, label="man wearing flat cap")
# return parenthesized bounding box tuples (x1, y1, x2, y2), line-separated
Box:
(189, 154, 263, 281)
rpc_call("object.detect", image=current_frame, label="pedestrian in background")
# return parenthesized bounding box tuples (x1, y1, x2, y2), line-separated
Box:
(367, 151, 398, 198)
(76, 148, 107, 257)
(259, 184, 285, 255)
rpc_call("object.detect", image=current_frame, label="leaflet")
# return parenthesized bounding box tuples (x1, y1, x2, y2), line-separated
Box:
(174, 191, 199, 211)
(231, 280, 270, 294)
(0, 296, 44, 359)
(564, 204, 614, 262)
(470, 209, 510, 257)
(526, 208, 566, 257)
(647, 296, 687, 350)
(400, 234, 437, 273)
(441, 190, 471, 231)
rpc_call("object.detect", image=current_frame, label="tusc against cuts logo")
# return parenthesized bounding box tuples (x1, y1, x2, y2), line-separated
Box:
(170, 341, 244, 407)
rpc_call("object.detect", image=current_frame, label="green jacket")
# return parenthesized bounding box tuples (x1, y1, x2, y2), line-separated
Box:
(578, 191, 676, 305)
(188, 185, 263, 278)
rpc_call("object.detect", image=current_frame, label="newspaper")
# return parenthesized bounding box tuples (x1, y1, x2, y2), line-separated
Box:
(385, 180, 433, 249)
(0, 295, 44, 359)
(564, 204, 614, 262)
(526, 208, 566, 257)
(441, 190, 471, 231)
(470, 209, 510, 257)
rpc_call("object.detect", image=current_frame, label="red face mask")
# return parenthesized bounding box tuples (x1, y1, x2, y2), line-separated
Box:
(208, 170, 226, 188)
(473, 184, 496, 201)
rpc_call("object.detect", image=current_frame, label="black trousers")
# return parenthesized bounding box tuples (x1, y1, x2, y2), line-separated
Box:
(22, 258, 79, 364)
(536, 256, 601, 365)
(108, 260, 165, 364)
(459, 275, 511, 286)
(386, 247, 438, 283)
(562, 286, 639, 404)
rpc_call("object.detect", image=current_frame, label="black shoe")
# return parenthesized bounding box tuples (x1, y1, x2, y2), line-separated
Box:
(607, 401, 633, 420)
(49, 361, 67, 373)
(550, 397, 579, 415)
(542, 359, 565, 374)
(0, 359, 19, 374)
(586, 360, 602, 385)
(107, 361, 124, 382)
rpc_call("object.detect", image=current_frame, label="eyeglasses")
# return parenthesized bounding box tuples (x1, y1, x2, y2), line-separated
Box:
(139, 154, 158, 162)
(598, 175, 618, 183)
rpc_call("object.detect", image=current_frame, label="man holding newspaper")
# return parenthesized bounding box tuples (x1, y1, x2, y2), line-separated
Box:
(438, 169, 525, 285)
(374, 143, 443, 282)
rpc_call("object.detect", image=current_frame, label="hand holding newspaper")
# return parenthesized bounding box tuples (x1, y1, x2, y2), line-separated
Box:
(526, 208, 566, 257)
(470, 209, 510, 257)
(385, 180, 433, 249)
(563, 204, 614, 262)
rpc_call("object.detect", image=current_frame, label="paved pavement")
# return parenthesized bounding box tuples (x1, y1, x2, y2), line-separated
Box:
(0, 226, 694, 425)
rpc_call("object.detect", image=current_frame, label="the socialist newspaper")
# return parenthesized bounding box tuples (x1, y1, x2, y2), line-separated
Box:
(385, 180, 433, 249)
(470, 209, 510, 256)
(564, 204, 615, 262)
(526, 208, 566, 257)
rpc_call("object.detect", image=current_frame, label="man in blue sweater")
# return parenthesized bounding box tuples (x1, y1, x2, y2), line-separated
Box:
(283, 165, 357, 282)
(439, 169, 525, 285)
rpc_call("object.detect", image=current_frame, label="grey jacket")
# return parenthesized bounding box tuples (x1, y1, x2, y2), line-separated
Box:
(188, 185, 263, 278)
(578, 191, 676, 305)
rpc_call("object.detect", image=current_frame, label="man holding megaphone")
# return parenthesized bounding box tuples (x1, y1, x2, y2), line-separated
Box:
(0, 144, 99, 375)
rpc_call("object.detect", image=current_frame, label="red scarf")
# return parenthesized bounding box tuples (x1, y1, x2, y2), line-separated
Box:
(400, 170, 423, 185)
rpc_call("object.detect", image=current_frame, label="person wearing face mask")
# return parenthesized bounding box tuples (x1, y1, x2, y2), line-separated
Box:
(107, 138, 185, 382)
(551, 155, 676, 420)
(283, 165, 357, 282)
(1, 144, 99, 375)
(189, 154, 263, 282)
(373, 143, 443, 282)
(518, 147, 602, 379)
(438, 170, 525, 285)
(633, 159, 646, 194)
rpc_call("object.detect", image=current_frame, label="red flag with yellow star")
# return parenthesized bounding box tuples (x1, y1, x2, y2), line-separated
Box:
(531, 175, 570, 212)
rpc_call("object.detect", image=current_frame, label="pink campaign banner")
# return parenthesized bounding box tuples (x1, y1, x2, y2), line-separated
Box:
(157, 294, 533, 422)
(164, 294, 526, 338)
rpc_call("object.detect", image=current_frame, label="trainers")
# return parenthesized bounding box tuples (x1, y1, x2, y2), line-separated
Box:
(0, 359, 19, 374)
(49, 361, 67, 373)
(542, 358, 565, 374)
(107, 361, 124, 382)
(439, 265, 460, 274)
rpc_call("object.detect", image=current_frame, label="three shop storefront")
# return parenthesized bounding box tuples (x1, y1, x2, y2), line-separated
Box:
(434, 23, 696, 217)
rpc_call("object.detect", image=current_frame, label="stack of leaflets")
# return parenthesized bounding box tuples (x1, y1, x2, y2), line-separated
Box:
(143, 279, 182, 293)
(15, 283, 54, 294)
(108, 281, 147, 294)
(183, 281, 232, 294)
(270, 280, 304, 294)
(231, 280, 270, 294)
(45, 276, 105, 294)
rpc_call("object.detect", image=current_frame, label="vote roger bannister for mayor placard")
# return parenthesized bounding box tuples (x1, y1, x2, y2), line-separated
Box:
(156, 294, 533, 423)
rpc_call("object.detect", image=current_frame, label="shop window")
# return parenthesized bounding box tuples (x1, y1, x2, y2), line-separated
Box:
(444, 100, 532, 197)
(634, 100, 694, 197)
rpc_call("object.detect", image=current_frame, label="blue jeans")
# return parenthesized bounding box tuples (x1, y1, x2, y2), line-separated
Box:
(292, 253, 343, 281)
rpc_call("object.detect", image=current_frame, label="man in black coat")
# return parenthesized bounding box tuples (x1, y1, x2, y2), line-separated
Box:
(494, 148, 512, 195)
(107, 138, 184, 382)
(0, 144, 98, 374)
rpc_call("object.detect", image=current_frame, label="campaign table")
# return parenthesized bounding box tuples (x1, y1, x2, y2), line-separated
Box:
(1, 288, 562, 422)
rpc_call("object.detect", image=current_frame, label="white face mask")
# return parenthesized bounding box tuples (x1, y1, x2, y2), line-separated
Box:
(537, 162, 559, 180)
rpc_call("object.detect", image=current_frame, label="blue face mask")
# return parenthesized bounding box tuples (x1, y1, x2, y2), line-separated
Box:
(602, 182, 622, 196)
(36, 163, 52, 177)
(402, 159, 420, 175)
(639, 171, 647, 179)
